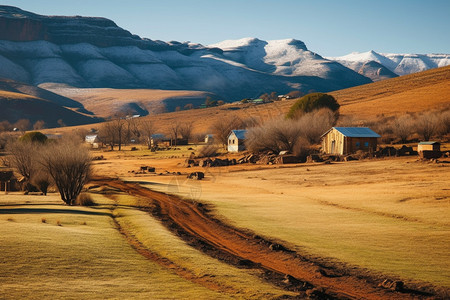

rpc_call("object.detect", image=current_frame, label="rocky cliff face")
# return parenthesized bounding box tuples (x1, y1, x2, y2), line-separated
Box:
(0, 5, 373, 100)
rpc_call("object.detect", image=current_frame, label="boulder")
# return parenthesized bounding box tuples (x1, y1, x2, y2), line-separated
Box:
(187, 172, 204, 180)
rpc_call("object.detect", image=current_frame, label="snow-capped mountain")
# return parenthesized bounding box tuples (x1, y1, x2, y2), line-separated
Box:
(0, 5, 371, 101)
(327, 50, 450, 81)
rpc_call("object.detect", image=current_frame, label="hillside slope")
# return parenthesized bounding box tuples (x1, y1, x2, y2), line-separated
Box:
(0, 79, 102, 127)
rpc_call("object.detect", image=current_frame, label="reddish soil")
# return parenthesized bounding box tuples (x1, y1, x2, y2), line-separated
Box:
(91, 176, 437, 300)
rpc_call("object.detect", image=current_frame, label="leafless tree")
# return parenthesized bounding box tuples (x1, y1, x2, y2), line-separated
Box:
(139, 119, 157, 149)
(0, 120, 13, 132)
(6, 140, 40, 187)
(416, 111, 439, 141)
(179, 121, 194, 142)
(245, 118, 304, 154)
(392, 114, 414, 143)
(298, 108, 337, 144)
(437, 109, 450, 137)
(13, 119, 31, 133)
(170, 122, 181, 146)
(99, 117, 127, 150)
(211, 116, 244, 147)
(33, 120, 46, 130)
(39, 139, 91, 205)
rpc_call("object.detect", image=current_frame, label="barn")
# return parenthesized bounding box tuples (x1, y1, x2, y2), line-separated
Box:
(321, 127, 380, 155)
(228, 130, 247, 152)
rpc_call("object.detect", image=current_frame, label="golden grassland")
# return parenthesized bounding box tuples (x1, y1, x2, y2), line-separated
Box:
(103, 152, 450, 289)
(0, 191, 293, 299)
(0, 194, 230, 299)
(41, 65, 450, 138)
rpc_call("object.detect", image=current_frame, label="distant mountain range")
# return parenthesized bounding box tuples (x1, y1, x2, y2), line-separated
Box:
(0, 5, 449, 128)
(0, 5, 371, 101)
(327, 51, 450, 81)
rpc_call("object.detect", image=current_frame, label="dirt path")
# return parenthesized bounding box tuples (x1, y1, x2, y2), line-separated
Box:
(91, 176, 436, 299)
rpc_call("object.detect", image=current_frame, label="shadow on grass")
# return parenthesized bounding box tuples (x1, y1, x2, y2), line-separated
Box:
(0, 207, 112, 216)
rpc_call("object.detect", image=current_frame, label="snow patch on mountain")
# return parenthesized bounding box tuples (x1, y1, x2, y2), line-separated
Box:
(328, 51, 450, 76)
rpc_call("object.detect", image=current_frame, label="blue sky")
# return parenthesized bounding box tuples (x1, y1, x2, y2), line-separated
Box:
(2, 0, 449, 56)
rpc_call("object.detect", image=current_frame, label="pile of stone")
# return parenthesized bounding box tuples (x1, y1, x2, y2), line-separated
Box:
(129, 166, 156, 174)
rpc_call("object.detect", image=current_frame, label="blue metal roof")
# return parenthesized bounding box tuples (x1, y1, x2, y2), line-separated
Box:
(230, 130, 247, 139)
(333, 127, 381, 138)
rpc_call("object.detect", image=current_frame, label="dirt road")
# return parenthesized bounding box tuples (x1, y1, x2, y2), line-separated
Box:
(92, 176, 435, 299)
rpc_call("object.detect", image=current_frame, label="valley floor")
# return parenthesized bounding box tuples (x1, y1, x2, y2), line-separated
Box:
(1, 152, 449, 299)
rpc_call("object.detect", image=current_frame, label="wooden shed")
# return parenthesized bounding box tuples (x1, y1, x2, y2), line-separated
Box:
(418, 141, 441, 159)
(228, 130, 247, 152)
(321, 127, 380, 155)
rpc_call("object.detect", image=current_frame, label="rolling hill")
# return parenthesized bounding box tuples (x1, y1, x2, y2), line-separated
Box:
(41, 66, 450, 136)
(0, 78, 102, 127)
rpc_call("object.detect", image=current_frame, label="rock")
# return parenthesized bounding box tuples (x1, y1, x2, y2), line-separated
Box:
(307, 154, 323, 163)
(187, 172, 204, 180)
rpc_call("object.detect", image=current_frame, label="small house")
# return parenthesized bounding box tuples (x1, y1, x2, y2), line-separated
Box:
(205, 134, 214, 144)
(418, 141, 441, 159)
(228, 130, 247, 152)
(321, 127, 380, 155)
(85, 134, 101, 149)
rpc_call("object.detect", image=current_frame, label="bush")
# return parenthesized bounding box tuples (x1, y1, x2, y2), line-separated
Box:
(287, 93, 340, 119)
(245, 118, 303, 154)
(197, 145, 219, 158)
(19, 131, 48, 144)
(74, 193, 96, 206)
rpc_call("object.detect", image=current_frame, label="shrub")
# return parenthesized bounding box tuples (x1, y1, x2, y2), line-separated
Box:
(75, 193, 96, 206)
(197, 145, 219, 158)
(19, 131, 48, 144)
(392, 114, 414, 143)
(245, 118, 303, 154)
(287, 93, 340, 119)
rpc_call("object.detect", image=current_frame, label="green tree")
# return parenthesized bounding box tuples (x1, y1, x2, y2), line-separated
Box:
(19, 131, 48, 144)
(286, 93, 339, 119)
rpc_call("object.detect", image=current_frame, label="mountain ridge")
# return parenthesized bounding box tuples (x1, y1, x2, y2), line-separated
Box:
(0, 5, 371, 100)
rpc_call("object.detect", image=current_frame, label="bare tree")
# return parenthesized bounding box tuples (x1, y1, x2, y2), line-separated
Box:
(245, 118, 303, 154)
(392, 114, 414, 143)
(139, 119, 156, 149)
(416, 111, 439, 141)
(39, 139, 91, 205)
(99, 117, 126, 150)
(6, 140, 40, 189)
(298, 108, 337, 144)
(179, 121, 194, 142)
(0, 120, 13, 132)
(33, 120, 46, 130)
(14, 119, 31, 133)
(211, 116, 244, 147)
(170, 122, 180, 146)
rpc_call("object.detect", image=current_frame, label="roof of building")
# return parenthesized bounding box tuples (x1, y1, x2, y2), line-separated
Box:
(229, 129, 247, 140)
(323, 127, 381, 138)
(418, 141, 440, 145)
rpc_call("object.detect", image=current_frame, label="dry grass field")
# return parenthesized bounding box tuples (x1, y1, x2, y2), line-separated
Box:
(41, 65, 450, 138)
(43, 85, 216, 118)
(87, 148, 450, 293)
(0, 192, 292, 299)
(2, 66, 450, 298)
